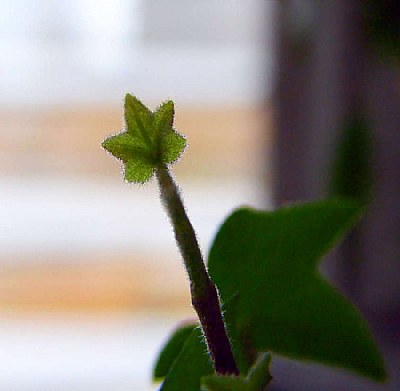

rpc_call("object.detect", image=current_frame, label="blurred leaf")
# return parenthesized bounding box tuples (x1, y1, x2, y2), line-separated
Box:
(362, 0, 400, 62)
(153, 323, 197, 381)
(124, 94, 155, 148)
(102, 94, 186, 183)
(160, 327, 213, 391)
(201, 353, 272, 391)
(208, 199, 386, 381)
(329, 113, 373, 204)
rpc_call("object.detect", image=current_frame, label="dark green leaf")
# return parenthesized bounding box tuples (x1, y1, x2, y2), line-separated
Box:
(153, 323, 197, 381)
(245, 353, 272, 390)
(201, 353, 272, 391)
(329, 113, 373, 204)
(202, 375, 248, 391)
(160, 327, 214, 391)
(208, 199, 386, 381)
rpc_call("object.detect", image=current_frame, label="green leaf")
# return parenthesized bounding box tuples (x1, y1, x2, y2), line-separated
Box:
(124, 94, 154, 148)
(161, 130, 187, 164)
(155, 306, 257, 390)
(208, 199, 386, 382)
(160, 327, 214, 391)
(154, 101, 175, 134)
(154, 100, 187, 165)
(202, 375, 248, 391)
(201, 353, 272, 391)
(102, 94, 186, 183)
(153, 323, 197, 381)
(124, 158, 155, 183)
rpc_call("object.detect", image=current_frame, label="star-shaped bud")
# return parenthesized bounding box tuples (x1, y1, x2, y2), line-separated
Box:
(102, 94, 186, 183)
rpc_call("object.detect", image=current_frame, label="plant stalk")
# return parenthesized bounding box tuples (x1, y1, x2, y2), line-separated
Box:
(156, 165, 239, 376)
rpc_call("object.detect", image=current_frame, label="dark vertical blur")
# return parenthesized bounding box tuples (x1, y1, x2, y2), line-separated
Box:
(272, 1, 400, 390)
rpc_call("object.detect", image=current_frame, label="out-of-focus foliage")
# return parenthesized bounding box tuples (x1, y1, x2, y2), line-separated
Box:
(362, 0, 400, 62)
(159, 327, 213, 391)
(153, 323, 197, 381)
(329, 113, 373, 204)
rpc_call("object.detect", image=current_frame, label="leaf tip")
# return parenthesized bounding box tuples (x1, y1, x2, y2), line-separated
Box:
(101, 136, 112, 152)
(124, 92, 136, 105)
(123, 92, 136, 113)
(361, 353, 387, 383)
(158, 99, 175, 113)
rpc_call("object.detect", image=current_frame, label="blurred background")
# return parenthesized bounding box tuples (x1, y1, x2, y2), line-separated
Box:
(0, 1, 273, 390)
(0, 1, 399, 390)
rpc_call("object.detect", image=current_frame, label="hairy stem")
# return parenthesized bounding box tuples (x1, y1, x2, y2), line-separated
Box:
(156, 165, 239, 376)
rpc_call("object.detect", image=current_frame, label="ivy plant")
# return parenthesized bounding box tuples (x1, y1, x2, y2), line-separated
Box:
(102, 94, 386, 390)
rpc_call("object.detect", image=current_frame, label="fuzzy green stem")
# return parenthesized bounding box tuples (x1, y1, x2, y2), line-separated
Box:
(156, 165, 239, 376)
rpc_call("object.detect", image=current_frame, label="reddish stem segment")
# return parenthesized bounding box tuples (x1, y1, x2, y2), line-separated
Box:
(156, 166, 239, 375)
